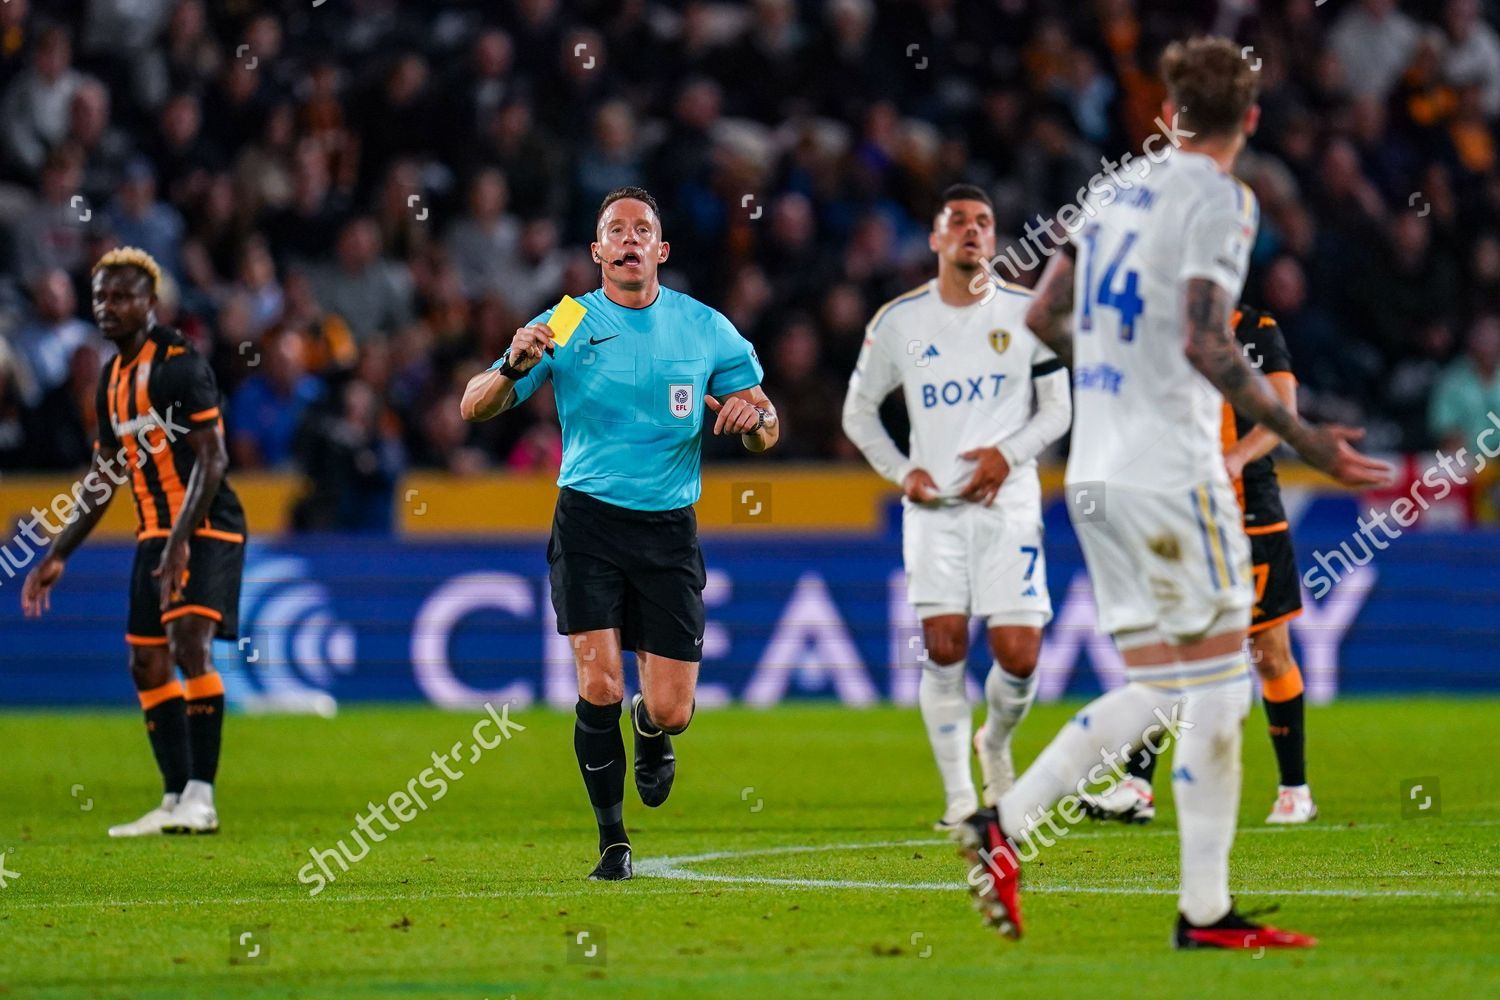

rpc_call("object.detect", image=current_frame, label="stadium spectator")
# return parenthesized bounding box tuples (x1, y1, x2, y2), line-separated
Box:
(232, 237, 284, 337)
(263, 138, 349, 265)
(443, 29, 517, 154)
(502, 217, 567, 321)
(1443, 0, 1500, 118)
(445, 168, 520, 302)
(149, 92, 217, 207)
(68, 79, 133, 207)
(354, 53, 437, 202)
(233, 102, 297, 220)
(7, 269, 104, 409)
(758, 313, 842, 461)
(474, 97, 565, 221)
(12, 146, 91, 283)
(106, 158, 185, 282)
(162, 0, 222, 101)
(1429, 314, 1500, 451)
(0, 24, 90, 181)
(0, 272, 98, 471)
(1329, 0, 1423, 100)
(572, 101, 646, 236)
(291, 379, 404, 534)
(306, 216, 412, 344)
(228, 330, 324, 471)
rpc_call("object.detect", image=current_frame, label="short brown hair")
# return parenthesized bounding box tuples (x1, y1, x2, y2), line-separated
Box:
(596, 186, 660, 235)
(1160, 36, 1260, 139)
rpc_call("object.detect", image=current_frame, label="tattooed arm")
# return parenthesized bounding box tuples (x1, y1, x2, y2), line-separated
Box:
(1182, 277, 1389, 487)
(1024, 249, 1076, 368)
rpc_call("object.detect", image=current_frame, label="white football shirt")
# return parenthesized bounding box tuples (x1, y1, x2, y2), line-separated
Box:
(1063, 150, 1258, 492)
(844, 279, 1060, 520)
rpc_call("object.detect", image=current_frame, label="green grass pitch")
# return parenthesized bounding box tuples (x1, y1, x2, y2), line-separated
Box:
(1, 699, 1495, 998)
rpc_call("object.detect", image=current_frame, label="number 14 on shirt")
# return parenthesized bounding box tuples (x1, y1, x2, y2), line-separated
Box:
(1078, 224, 1144, 342)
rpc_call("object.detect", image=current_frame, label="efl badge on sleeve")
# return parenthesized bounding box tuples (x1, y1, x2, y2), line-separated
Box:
(669, 383, 694, 419)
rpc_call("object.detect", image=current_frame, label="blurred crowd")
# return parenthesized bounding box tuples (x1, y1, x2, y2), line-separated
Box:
(2, 0, 1500, 529)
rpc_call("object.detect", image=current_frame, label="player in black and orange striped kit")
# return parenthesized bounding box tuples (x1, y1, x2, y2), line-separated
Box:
(22, 247, 244, 837)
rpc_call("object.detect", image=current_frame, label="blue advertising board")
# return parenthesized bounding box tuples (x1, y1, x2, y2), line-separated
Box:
(2, 499, 1496, 709)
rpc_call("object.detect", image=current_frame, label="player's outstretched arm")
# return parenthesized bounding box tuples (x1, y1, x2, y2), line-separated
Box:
(1024, 251, 1076, 368)
(21, 451, 120, 617)
(1182, 278, 1391, 488)
(461, 323, 555, 422)
(705, 386, 778, 453)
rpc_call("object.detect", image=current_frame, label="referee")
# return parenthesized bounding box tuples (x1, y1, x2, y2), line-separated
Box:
(461, 187, 780, 880)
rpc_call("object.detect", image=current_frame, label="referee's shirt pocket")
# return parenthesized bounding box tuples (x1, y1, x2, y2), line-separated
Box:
(572, 345, 637, 423)
(651, 357, 708, 428)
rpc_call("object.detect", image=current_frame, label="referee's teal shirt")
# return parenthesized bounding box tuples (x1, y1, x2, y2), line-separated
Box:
(493, 286, 764, 511)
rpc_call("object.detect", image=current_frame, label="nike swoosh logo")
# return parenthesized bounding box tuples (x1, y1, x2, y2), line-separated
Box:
(585, 760, 615, 772)
(588, 335, 620, 345)
(694, 636, 703, 646)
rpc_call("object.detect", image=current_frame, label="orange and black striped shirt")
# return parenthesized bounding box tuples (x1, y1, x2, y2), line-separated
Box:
(1221, 306, 1294, 532)
(95, 325, 246, 543)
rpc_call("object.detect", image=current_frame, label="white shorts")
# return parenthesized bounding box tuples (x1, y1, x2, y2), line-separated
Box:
(902, 502, 1053, 627)
(1070, 479, 1252, 639)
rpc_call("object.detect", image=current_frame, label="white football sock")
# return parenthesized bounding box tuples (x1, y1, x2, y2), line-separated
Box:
(997, 680, 1178, 846)
(181, 779, 215, 806)
(981, 664, 1037, 751)
(918, 660, 976, 808)
(1172, 661, 1252, 926)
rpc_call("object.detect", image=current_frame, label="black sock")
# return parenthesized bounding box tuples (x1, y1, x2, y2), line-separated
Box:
(185, 673, 226, 784)
(1125, 742, 1160, 784)
(575, 698, 628, 853)
(143, 692, 191, 796)
(1263, 693, 1306, 786)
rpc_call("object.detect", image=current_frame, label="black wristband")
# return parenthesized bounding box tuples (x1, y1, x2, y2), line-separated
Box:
(498, 354, 528, 380)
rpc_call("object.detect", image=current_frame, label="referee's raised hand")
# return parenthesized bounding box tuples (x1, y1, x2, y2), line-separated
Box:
(459, 322, 557, 422)
(509, 322, 557, 371)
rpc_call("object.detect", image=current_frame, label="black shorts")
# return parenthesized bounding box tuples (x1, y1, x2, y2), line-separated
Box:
(127, 535, 244, 646)
(547, 487, 706, 662)
(1248, 526, 1302, 635)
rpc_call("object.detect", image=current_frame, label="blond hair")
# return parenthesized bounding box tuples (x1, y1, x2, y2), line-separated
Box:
(92, 246, 163, 295)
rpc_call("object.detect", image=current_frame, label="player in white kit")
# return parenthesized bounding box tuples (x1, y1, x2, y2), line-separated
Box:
(843, 185, 1072, 829)
(953, 38, 1390, 949)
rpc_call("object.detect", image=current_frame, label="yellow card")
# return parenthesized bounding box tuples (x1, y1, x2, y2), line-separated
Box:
(547, 295, 588, 347)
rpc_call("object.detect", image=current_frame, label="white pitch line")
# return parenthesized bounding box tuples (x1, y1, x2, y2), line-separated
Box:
(635, 839, 1500, 900)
